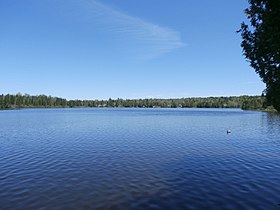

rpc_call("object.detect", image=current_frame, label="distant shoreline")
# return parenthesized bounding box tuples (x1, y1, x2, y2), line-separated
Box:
(1, 107, 277, 113)
(1, 93, 275, 111)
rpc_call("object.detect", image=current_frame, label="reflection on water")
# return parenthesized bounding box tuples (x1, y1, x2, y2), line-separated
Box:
(0, 108, 280, 209)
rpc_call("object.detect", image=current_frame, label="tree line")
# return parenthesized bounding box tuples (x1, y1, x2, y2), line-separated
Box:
(0, 93, 267, 110)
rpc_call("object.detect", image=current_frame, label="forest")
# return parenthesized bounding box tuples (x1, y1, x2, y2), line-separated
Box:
(0, 93, 267, 110)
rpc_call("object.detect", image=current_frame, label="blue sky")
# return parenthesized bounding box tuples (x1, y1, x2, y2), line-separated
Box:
(0, 0, 265, 99)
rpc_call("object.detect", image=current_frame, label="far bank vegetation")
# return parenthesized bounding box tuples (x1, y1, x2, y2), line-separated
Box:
(0, 93, 270, 111)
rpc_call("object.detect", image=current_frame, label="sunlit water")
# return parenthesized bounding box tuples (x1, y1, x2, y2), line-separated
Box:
(1, 108, 280, 209)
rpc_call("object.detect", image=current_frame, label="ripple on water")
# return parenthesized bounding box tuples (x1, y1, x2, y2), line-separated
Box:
(0, 108, 280, 209)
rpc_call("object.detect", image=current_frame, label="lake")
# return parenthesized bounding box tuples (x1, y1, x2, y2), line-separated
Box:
(0, 108, 280, 209)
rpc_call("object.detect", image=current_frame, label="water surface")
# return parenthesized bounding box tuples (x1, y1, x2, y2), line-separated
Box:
(1, 108, 280, 209)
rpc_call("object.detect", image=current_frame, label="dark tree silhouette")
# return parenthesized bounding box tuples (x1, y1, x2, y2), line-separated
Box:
(239, 0, 280, 111)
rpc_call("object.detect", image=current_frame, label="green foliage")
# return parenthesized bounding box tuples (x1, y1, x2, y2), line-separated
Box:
(241, 97, 266, 110)
(0, 93, 266, 110)
(0, 94, 67, 109)
(238, 0, 280, 111)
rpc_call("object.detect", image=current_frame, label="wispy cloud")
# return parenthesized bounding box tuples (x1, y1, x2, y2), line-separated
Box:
(80, 0, 185, 58)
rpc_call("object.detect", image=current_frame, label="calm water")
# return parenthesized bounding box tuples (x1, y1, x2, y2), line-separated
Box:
(1, 108, 280, 209)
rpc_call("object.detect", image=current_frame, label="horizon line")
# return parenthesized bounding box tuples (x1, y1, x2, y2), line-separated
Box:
(1, 92, 263, 101)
